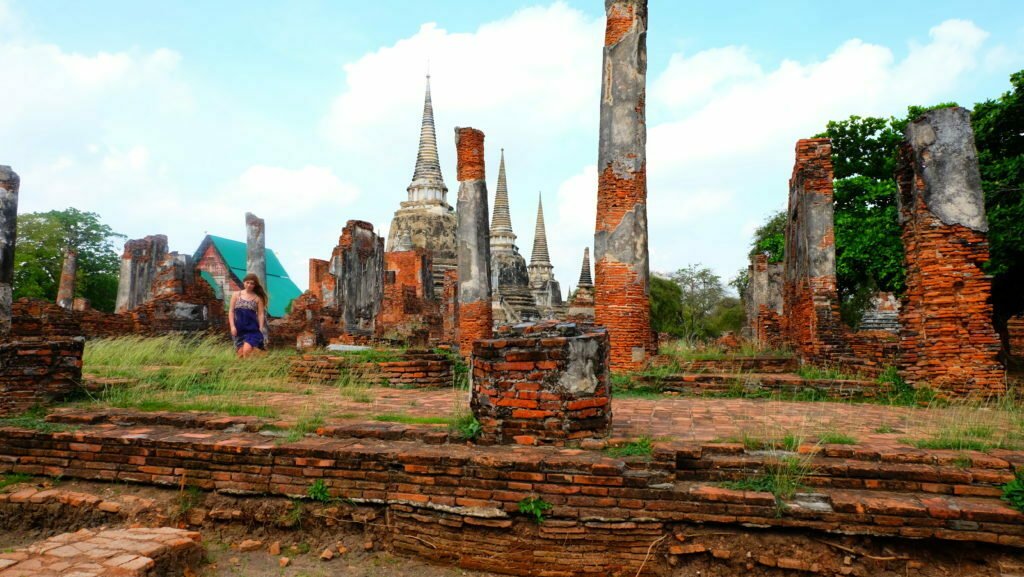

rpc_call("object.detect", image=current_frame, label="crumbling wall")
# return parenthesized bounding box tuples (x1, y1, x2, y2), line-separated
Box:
(782, 138, 847, 365)
(335, 220, 384, 336)
(115, 235, 169, 313)
(895, 107, 1004, 395)
(377, 249, 439, 345)
(1008, 315, 1024, 365)
(744, 254, 783, 347)
(308, 258, 336, 308)
(593, 0, 653, 371)
(0, 166, 18, 337)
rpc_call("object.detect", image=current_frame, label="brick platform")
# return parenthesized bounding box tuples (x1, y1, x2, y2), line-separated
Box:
(0, 527, 202, 577)
(650, 355, 797, 374)
(288, 349, 453, 388)
(472, 322, 611, 445)
(634, 372, 883, 399)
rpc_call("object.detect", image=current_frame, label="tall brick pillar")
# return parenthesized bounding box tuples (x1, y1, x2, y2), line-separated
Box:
(782, 139, 846, 364)
(0, 166, 18, 338)
(896, 107, 1004, 396)
(594, 0, 653, 372)
(245, 212, 266, 290)
(336, 220, 384, 337)
(455, 127, 493, 357)
(56, 249, 78, 310)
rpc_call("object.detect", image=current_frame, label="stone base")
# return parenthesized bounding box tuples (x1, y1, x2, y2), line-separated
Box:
(0, 337, 83, 417)
(471, 321, 611, 445)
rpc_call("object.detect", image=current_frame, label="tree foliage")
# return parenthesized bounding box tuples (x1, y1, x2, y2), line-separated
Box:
(650, 275, 685, 337)
(670, 265, 727, 341)
(650, 266, 743, 341)
(972, 71, 1024, 324)
(13, 208, 124, 312)
(748, 210, 786, 264)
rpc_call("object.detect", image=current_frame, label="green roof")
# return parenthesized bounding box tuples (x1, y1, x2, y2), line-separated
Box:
(196, 235, 302, 318)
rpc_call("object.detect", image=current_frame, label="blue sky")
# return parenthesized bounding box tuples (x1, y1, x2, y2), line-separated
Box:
(3, 0, 1022, 295)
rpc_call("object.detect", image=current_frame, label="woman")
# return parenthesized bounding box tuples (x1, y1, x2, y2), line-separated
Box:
(229, 273, 268, 357)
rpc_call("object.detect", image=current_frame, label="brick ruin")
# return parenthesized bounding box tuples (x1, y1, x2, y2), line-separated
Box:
(743, 254, 783, 346)
(289, 349, 452, 388)
(471, 321, 611, 446)
(781, 138, 847, 365)
(455, 127, 494, 356)
(593, 0, 654, 372)
(895, 107, 1005, 395)
(0, 169, 84, 417)
(765, 108, 1009, 393)
(1008, 315, 1024, 365)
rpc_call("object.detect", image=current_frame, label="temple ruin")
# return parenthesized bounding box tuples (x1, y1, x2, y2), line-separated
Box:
(455, 127, 493, 356)
(527, 194, 563, 318)
(489, 150, 539, 325)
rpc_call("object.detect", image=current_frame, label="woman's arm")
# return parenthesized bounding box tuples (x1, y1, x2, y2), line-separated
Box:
(228, 293, 237, 335)
(257, 299, 266, 332)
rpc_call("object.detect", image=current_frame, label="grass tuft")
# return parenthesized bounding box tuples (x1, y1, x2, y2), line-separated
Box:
(605, 436, 654, 458)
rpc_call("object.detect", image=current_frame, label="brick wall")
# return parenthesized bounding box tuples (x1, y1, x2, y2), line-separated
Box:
(782, 139, 848, 365)
(1009, 315, 1024, 364)
(1, 301, 84, 416)
(471, 322, 611, 445)
(195, 243, 240, 306)
(289, 350, 453, 388)
(442, 269, 459, 345)
(895, 110, 1005, 396)
(377, 249, 440, 345)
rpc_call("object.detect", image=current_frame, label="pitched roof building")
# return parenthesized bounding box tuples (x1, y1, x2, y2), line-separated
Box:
(193, 235, 301, 318)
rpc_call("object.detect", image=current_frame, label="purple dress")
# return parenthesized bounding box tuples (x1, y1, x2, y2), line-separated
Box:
(233, 296, 265, 350)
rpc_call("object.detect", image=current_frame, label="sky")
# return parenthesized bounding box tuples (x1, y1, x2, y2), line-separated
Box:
(2, 0, 1022, 298)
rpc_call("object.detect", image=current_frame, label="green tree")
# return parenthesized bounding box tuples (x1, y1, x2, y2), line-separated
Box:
(670, 264, 727, 341)
(972, 71, 1024, 325)
(649, 274, 684, 337)
(749, 210, 786, 263)
(13, 208, 124, 312)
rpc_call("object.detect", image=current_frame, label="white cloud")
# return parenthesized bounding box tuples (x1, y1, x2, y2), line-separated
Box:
(552, 18, 991, 286)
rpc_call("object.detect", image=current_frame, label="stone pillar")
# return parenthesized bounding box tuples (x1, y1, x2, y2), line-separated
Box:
(782, 139, 846, 364)
(0, 166, 18, 338)
(337, 220, 384, 337)
(896, 107, 1004, 395)
(245, 212, 266, 290)
(594, 0, 653, 372)
(115, 235, 169, 313)
(744, 254, 783, 346)
(56, 249, 78, 309)
(455, 127, 493, 356)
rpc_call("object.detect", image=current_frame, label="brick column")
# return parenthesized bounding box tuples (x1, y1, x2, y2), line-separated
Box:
(245, 212, 266, 290)
(115, 235, 169, 313)
(782, 139, 846, 364)
(336, 220, 384, 337)
(0, 166, 18, 338)
(455, 127, 493, 357)
(745, 254, 783, 347)
(594, 0, 653, 372)
(56, 249, 78, 309)
(896, 107, 1004, 396)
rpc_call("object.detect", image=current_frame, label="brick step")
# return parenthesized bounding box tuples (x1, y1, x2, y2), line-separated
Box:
(674, 450, 1014, 497)
(671, 481, 1024, 545)
(649, 355, 797, 374)
(635, 372, 883, 398)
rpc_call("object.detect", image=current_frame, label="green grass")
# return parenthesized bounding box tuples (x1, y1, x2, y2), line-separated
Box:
(721, 455, 813, 503)
(286, 413, 326, 442)
(372, 413, 453, 425)
(818, 431, 857, 445)
(81, 335, 294, 417)
(659, 340, 792, 361)
(0, 474, 33, 491)
(605, 436, 654, 458)
(450, 413, 481, 440)
(875, 424, 897, 434)
(796, 365, 862, 381)
(517, 496, 553, 523)
(1002, 469, 1024, 513)
(306, 479, 331, 503)
(0, 406, 75, 432)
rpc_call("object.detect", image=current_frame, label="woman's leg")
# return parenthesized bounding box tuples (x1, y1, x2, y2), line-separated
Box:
(240, 342, 254, 358)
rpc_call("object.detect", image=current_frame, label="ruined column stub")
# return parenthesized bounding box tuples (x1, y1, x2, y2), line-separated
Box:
(744, 254, 783, 346)
(115, 235, 170, 313)
(337, 220, 385, 336)
(245, 212, 266, 290)
(0, 166, 19, 337)
(455, 127, 493, 355)
(56, 249, 78, 309)
(782, 138, 846, 364)
(593, 0, 652, 371)
(896, 107, 1004, 395)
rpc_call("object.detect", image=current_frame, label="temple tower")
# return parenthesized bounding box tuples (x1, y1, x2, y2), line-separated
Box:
(387, 75, 458, 291)
(528, 194, 563, 316)
(566, 247, 595, 322)
(489, 150, 538, 324)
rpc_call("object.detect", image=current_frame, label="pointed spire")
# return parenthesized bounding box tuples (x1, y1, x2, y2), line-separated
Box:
(489, 149, 517, 254)
(577, 247, 593, 287)
(530, 193, 551, 266)
(407, 75, 448, 203)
